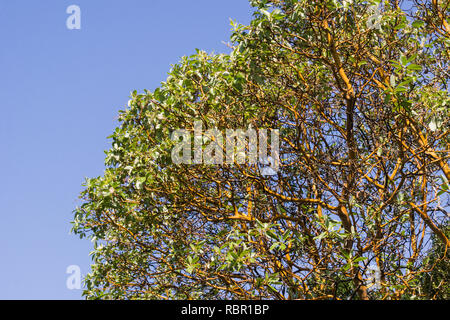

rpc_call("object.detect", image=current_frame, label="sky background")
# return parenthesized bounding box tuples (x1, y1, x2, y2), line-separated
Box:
(0, 0, 253, 299)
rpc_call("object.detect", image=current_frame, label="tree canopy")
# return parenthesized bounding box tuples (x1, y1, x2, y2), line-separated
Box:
(72, 0, 449, 300)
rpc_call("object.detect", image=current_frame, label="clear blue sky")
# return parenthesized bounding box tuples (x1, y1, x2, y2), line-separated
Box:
(0, 0, 253, 299)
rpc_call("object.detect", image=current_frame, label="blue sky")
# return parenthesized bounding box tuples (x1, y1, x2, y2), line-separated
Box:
(0, 0, 253, 299)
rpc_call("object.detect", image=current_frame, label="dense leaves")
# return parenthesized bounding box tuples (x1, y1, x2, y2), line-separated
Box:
(73, 0, 449, 299)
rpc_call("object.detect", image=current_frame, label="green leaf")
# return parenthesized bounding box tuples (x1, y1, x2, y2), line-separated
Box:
(400, 55, 408, 66)
(390, 74, 396, 87)
(429, 119, 437, 132)
(394, 86, 407, 93)
(353, 257, 367, 263)
(377, 147, 383, 157)
(412, 20, 424, 28)
(358, 61, 367, 67)
(314, 232, 327, 241)
(407, 64, 422, 71)
(260, 9, 271, 18)
(394, 22, 407, 30)
(397, 78, 413, 87)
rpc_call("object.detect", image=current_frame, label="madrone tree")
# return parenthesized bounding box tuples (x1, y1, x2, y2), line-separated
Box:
(73, 0, 449, 300)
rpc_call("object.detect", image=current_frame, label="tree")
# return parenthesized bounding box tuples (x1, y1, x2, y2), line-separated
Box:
(72, 0, 449, 300)
(418, 222, 449, 299)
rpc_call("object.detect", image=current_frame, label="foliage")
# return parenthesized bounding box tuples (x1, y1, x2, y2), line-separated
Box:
(72, 0, 450, 299)
(417, 223, 449, 299)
